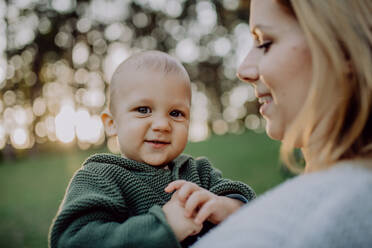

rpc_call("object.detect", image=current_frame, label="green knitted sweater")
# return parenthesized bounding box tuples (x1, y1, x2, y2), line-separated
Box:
(49, 153, 255, 248)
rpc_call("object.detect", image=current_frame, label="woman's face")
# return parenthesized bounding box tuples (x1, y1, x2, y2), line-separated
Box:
(238, 0, 312, 141)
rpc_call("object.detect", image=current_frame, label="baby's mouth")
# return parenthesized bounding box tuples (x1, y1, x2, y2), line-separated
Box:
(145, 140, 171, 144)
(145, 140, 171, 149)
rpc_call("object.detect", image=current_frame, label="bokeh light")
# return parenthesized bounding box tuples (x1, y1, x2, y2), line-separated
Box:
(103, 42, 131, 82)
(75, 109, 103, 143)
(11, 127, 29, 149)
(189, 84, 210, 142)
(72, 42, 90, 66)
(55, 105, 75, 143)
(1, 0, 260, 152)
(176, 39, 199, 63)
(51, 0, 76, 13)
(33, 97, 47, 117)
(0, 122, 6, 149)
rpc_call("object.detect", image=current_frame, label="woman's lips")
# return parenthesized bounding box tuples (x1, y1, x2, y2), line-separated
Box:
(258, 95, 273, 116)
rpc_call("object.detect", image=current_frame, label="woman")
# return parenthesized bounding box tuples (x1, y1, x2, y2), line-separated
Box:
(193, 0, 372, 247)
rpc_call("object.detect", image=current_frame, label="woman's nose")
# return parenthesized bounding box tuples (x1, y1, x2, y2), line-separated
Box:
(152, 116, 171, 132)
(237, 51, 260, 83)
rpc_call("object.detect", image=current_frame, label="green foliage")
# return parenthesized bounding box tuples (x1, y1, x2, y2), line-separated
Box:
(0, 132, 288, 248)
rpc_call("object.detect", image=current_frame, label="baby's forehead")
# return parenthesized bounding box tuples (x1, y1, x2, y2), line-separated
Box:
(110, 67, 191, 104)
(109, 51, 191, 109)
(113, 53, 186, 77)
(111, 54, 190, 90)
(113, 64, 178, 79)
(112, 66, 189, 89)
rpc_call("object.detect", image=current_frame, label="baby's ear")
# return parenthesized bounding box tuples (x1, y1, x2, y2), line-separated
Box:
(101, 111, 117, 136)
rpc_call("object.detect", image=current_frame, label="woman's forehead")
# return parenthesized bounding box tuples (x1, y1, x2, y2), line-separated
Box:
(250, 0, 294, 29)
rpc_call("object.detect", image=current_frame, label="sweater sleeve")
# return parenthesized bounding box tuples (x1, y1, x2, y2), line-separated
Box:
(196, 157, 256, 201)
(49, 169, 180, 248)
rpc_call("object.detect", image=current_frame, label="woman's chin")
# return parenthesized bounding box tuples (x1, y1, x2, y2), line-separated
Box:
(265, 122, 284, 141)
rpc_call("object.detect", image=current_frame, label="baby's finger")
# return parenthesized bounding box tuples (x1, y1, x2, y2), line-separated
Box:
(164, 180, 187, 193)
(190, 223, 203, 236)
(177, 182, 199, 203)
(184, 191, 209, 217)
(194, 200, 216, 225)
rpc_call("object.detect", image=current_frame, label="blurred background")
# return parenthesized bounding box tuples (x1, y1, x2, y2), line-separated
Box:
(0, 0, 290, 247)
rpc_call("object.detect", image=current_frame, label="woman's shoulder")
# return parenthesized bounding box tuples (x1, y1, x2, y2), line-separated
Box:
(278, 160, 372, 193)
(193, 161, 372, 248)
(256, 161, 372, 214)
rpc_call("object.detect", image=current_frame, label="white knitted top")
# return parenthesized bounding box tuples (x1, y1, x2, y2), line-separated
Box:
(193, 161, 372, 248)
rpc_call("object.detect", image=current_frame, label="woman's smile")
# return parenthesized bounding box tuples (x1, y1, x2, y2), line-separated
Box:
(257, 94, 273, 116)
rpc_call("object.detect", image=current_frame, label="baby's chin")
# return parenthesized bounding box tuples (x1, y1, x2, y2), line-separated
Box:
(121, 151, 175, 166)
(144, 158, 173, 167)
(142, 154, 179, 167)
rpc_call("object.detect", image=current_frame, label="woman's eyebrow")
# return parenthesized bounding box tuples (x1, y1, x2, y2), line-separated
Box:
(251, 24, 274, 34)
(251, 26, 264, 41)
(251, 25, 263, 39)
(251, 24, 275, 42)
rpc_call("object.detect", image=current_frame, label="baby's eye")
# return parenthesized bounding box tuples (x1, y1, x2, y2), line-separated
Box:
(136, 106, 151, 114)
(169, 110, 184, 118)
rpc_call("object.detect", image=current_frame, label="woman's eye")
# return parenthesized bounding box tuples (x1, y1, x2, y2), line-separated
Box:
(256, 41, 272, 53)
(170, 110, 184, 118)
(136, 106, 151, 114)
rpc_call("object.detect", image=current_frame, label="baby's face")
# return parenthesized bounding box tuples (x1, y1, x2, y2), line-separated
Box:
(112, 69, 191, 166)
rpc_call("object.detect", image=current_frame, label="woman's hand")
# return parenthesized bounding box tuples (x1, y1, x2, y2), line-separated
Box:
(165, 180, 243, 225)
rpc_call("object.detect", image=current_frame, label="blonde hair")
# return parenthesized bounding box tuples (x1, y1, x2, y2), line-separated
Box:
(278, 0, 372, 172)
(109, 50, 190, 115)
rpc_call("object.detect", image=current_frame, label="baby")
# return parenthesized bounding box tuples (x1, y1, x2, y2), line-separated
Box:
(49, 50, 255, 248)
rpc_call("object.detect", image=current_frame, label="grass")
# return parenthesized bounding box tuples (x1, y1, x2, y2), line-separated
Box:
(0, 131, 288, 248)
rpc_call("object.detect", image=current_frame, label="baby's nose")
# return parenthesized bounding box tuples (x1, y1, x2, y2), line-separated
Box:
(152, 116, 171, 132)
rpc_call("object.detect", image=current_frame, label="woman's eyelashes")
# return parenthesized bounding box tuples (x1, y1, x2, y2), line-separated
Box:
(256, 41, 273, 53)
(252, 31, 273, 53)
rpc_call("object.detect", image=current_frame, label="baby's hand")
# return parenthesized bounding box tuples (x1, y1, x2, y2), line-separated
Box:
(162, 191, 202, 241)
(165, 180, 243, 225)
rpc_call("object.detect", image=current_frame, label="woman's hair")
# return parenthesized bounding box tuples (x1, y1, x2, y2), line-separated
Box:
(277, 0, 372, 172)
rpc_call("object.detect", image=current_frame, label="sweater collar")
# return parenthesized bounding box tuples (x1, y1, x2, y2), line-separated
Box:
(84, 153, 192, 173)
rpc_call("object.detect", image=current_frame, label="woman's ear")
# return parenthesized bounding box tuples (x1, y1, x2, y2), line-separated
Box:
(101, 111, 117, 136)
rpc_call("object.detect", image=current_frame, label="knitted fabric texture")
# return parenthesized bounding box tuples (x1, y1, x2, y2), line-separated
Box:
(193, 162, 372, 248)
(49, 153, 255, 248)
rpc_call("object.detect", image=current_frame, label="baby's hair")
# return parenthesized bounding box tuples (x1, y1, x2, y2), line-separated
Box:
(108, 50, 190, 115)
(114, 50, 189, 77)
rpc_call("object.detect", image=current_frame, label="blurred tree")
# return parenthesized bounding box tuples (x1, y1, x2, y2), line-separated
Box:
(0, 0, 262, 155)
